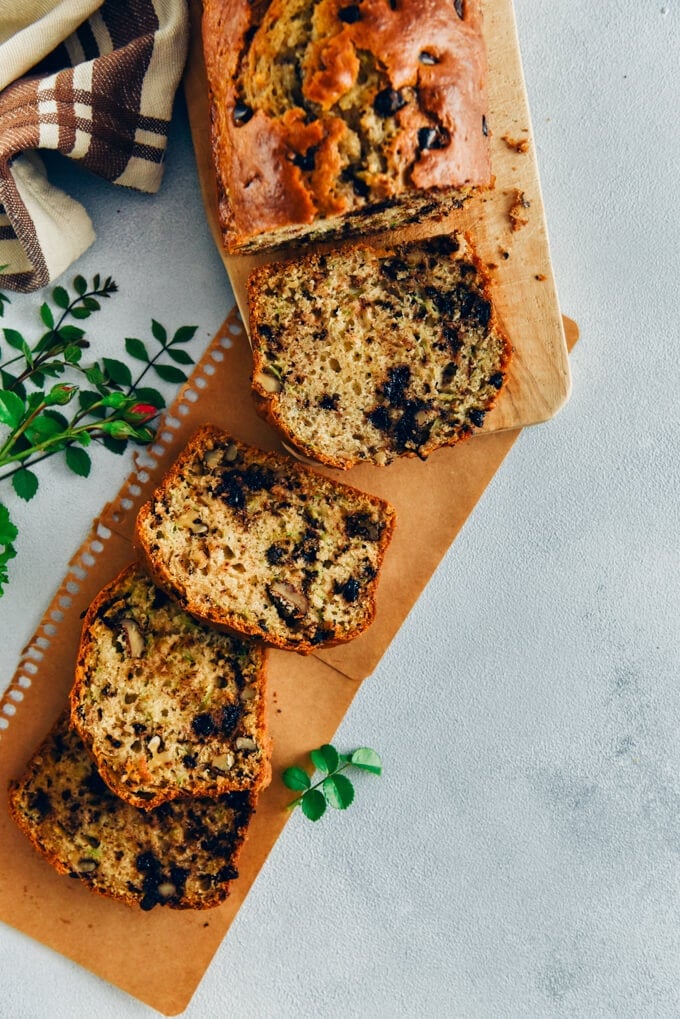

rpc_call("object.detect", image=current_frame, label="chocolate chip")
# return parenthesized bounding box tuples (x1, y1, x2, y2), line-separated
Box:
(334, 577, 361, 602)
(183, 753, 198, 769)
(220, 704, 242, 736)
(215, 473, 245, 509)
(488, 372, 504, 389)
(293, 147, 317, 171)
(345, 513, 383, 541)
(380, 256, 409, 280)
(373, 87, 407, 117)
(468, 408, 486, 427)
(242, 464, 276, 491)
(423, 234, 460, 256)
(311, 627, 336, 645)
(29, 789, 52, 819)
(266, 543, 287, 565)
(443, 325, 463, 354)
(367, 405, 391, 431)
(232, 102, 253, 126)
(136, 851, 161, 874)
(192, 713, 216, 738)
(381, 365, 411, 406)
(418, 126, 449, 151)
(338, 4, 361, 22)
(319, 393, 339, 410)
(442, 361, 459, 381)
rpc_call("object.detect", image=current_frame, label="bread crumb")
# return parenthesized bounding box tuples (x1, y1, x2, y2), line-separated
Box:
(535, 273, 547, 282)
(502, 135, 529, 153)
(508, 190, 531, 231)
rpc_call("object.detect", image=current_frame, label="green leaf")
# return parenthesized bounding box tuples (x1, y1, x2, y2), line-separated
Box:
(42, 409, 68, 430)
(171, 324, 198, 345)
(40, 302, 54, 329)
(166, 348, 194, 365)
(310, 744, 339, 775)
(76, 430, 92, 447)
(65, 446, 91, 478)
(70, 306, 91, 320)
(57, 324, 85, 343)
(282, 766, 311, 792)
(83, 296, 100, 312)
(63, 344, 83, 364)
(73, 274, 87, 296)
(301, 789, 327, 821)
(0, 504, 18, 545)
(12, 468, 39, 501)
(350, 747, 383, 775)
(151, 319, 167, 344)
(52, 285, 70, 309)
(154, 364, 187, 384)
(84, 364, 106, 387)
(26, 414, 63, 442)
(100, 434, 127, 455)
(125, 337, 149, 363)
(323, 773, 355, 810)
(102, 358, 132, 388)
(0, 389, 26, 427)
(3, 327, 26, 351)
(132, 387, 165, 409)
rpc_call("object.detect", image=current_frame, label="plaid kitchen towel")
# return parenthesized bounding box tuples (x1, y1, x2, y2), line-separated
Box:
(0, 0, 189, 292)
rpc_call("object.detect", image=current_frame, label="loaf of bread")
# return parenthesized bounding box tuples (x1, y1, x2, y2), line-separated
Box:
(8, 714, 255, 910)
(70, 563, 271, 810)
(135, 427, 396, 653)
(202, 0, 490, 254)
(248, 232, 512, 468)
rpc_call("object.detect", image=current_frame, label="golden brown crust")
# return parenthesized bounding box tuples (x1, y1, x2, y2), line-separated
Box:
(202, 0, 490, 253)
(135, 426, 396, 654)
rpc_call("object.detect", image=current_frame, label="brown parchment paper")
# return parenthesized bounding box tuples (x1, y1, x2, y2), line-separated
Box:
(0, 309, 578, 1015)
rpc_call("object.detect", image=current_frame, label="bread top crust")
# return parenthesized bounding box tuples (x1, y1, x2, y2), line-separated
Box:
(202, 0, 490, 251)
(134, 426, 396, 653)
(70, 563, 272, 810)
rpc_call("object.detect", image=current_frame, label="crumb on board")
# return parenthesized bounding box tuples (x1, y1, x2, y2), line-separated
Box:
(508, 189, 531, 231)
(502, 135, 530, 153)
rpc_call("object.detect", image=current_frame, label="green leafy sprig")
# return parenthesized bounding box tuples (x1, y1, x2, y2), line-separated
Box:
(0, 273, 198, 595)
(283, 743, 382, 821)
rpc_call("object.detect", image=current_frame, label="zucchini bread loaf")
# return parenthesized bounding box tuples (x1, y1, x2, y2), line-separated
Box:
(249, 232, 512, 468)
(70, 563, 271, 810)
(135, 427, 396, 653)
(202, 0, 490, 253)
(8, 714, 255, 911)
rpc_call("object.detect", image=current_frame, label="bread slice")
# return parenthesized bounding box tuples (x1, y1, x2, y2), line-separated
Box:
(70, 563, 271, 810)
(248, 232, 512, 469)
(8, 713, 255, 911)
(135, 427, 396, 653)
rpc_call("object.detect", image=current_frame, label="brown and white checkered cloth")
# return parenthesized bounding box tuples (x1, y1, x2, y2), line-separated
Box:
(0, 0, 189, 292)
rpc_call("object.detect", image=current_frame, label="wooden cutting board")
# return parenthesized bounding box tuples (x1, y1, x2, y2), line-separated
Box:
(184, 0, 572, 437)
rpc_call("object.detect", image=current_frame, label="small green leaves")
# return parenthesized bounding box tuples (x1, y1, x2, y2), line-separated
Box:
(65, 446, 91, 478)
(0, 390, 25, 427)
(0, 502, 17, 595)
(0, 272, 199, 597)
(283, 743, 382, 822)
(12, 467, 39, 501)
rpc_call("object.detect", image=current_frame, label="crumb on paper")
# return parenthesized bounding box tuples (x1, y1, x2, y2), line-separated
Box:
(508, 189, 531, 231)
(502, 134, 529, 153)
(535, 273, 547, 282)
(487, 262, 498, 271)
(500, 250, 510, 260)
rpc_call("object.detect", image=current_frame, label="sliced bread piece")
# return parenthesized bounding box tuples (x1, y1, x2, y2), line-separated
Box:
(248, 232, 512, 468)
(135, 426, 396, 653)
(70, 563, 271, 810)
(8, 713, 255, 911)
